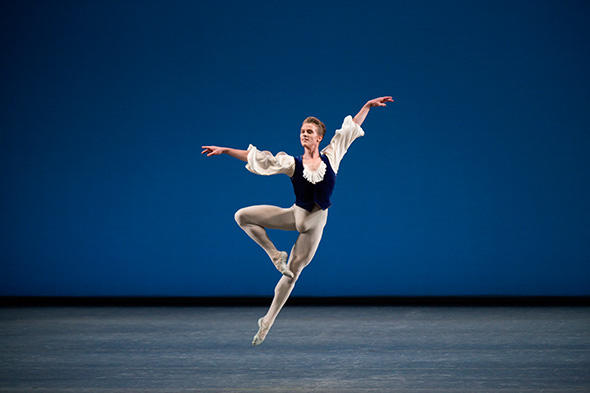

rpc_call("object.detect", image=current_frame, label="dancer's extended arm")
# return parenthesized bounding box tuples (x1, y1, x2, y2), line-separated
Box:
(320, 95, 394, 173)
(353, 96, 394, 126)
(201, 145, 248, 162)
(202, 144, 294, 176)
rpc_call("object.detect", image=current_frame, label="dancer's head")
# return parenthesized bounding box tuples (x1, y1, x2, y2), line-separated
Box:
(300, 116, 325, 149)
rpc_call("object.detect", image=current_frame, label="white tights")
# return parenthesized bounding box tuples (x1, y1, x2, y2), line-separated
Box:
(234, 203, 328, 327)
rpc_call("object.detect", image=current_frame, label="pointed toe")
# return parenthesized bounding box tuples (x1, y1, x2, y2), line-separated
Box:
(273, 251, 294, 278)
(251, 316, 270, 346)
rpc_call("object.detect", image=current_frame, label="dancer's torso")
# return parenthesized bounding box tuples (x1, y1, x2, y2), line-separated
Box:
(290, 153, 336, 213)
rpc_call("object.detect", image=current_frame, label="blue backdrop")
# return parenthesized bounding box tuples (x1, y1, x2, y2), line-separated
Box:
(2, 0, 589, 296)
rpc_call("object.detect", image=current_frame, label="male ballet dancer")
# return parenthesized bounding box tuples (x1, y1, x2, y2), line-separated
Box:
(202, 96, 393, 345)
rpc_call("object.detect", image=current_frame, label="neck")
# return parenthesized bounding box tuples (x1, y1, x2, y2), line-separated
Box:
(303, 145, 320, 159)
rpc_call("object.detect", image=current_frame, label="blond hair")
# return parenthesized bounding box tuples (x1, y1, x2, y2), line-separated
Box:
(302, 116, 326, 138)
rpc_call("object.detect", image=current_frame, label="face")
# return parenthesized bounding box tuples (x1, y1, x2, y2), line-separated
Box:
(300, 122, 322, 148)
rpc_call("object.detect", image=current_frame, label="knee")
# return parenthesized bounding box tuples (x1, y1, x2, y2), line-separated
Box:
(234, 208, 246, 226)
(291, 269, 304, 282)
(283, 270, 302, 285)
(289, 257, 312, 281)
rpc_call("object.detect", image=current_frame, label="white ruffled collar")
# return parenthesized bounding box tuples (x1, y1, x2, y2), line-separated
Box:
(302, 159, 327, 184)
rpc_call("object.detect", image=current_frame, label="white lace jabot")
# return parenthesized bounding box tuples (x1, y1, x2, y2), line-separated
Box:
(302, 160, 327, 184)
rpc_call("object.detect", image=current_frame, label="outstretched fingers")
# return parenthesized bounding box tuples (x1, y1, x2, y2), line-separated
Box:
(379, 96, 394, 105)
(201, 146, 215, 156)
(367, 96, 394, 108)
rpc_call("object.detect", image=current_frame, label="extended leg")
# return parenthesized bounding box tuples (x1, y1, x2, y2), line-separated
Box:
(263, 225, 325, 327)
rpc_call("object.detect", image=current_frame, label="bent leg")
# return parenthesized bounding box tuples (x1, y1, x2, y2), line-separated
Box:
(234, 204, 297, 262)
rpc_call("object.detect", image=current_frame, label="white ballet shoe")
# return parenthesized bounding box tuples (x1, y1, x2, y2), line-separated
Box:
(272, 251, 294, 278)
(252, 317, 271, 346)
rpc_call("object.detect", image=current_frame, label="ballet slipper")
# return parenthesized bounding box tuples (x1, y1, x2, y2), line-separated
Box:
(272, 251, 294, 278)
(252, 316, 271, 346)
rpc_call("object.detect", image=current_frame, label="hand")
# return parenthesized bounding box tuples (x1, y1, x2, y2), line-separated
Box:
(201, 145, 225, 157)
(365, 96, 394, 108)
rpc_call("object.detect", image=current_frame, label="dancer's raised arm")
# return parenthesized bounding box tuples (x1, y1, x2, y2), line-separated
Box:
(320, 96, 394, 174)
(353, 96, 394, 126)
(201, 145, 248, 162)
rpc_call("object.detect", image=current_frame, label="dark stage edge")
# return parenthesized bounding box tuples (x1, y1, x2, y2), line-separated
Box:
(1, 295, 589, 307)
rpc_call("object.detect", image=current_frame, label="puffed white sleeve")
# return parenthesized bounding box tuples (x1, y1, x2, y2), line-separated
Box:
(245, 144, 295, 177)
(320, 115, 365, 174)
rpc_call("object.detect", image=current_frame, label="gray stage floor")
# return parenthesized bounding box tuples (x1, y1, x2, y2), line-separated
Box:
(1, 306, 589, 392)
